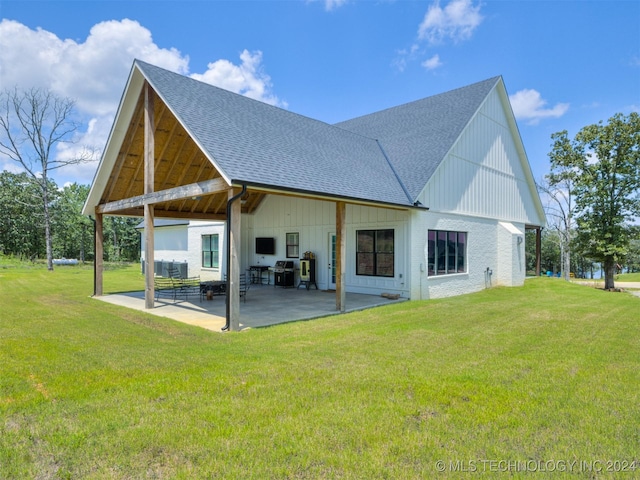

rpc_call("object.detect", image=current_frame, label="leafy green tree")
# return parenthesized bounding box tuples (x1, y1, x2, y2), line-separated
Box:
(51, 183, 93, 261)
(549, 112, 640, 289)
(49, 183, 141, 263)
(103, 216, 141, 262)
(525, 228, 538, 275)
(625, 227, 640, 273)
(540, 228, 561, 275)
(0, 171, 55, 259)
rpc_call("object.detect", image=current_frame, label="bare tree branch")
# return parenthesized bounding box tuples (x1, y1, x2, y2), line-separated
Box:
(0, 87, 96, 270)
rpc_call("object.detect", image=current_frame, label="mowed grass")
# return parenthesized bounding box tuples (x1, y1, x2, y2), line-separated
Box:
(1, 265, 639, 478)
(618, 272, 640, 282)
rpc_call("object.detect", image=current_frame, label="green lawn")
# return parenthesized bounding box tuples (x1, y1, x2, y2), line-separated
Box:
(1, 265, 639, 478)
(572, 272, 640, 285)
(618, 272, 640, 282)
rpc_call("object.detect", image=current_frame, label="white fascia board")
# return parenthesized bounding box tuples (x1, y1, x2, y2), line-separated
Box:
(82, 64, 145, 216)
(494, 81, 547, 227)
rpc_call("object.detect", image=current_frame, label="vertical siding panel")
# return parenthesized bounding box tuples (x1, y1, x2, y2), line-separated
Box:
(294, 199, 302, 227)
(300, 199, 307, 227)
(369, 205, 376, 224)
(327, 202, 334, 226)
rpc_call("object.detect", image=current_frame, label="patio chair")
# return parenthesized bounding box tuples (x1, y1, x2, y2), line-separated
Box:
(223, 273, 248, 302)
(167, 266, 202, 301)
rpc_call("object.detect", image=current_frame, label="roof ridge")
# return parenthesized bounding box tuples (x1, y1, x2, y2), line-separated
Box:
(334, 76, 502, 125)
(135, 58, 377, 140)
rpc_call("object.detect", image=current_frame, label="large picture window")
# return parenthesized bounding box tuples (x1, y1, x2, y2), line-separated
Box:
(356, 229, 394, 277)
(202, 234, 219, 268)
(427, 230, 466, 276)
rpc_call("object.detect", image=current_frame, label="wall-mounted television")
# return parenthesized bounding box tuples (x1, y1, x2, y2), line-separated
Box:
(255, 237, 275, 255)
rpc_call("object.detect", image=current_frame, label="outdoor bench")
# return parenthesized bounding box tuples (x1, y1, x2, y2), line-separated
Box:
(154, 275, 202, 302)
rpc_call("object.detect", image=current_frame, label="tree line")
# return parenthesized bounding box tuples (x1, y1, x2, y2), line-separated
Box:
(525, 226, 640, 278)
(0, 171, 140, 263)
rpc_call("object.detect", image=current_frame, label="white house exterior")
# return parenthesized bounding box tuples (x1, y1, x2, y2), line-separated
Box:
(138, 76, 542, 300)
(140, 220, 225, 281)
(84, 60, 545, 328)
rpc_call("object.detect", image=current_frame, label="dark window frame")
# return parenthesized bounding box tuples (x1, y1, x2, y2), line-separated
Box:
(202, 234, 219, 269)
(286, 232, 299, 259)
(427, 230, 466, 277)
(356, 229, 394, 277)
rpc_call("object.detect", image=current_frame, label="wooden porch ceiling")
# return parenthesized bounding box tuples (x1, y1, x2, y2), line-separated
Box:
(98, 89, 266, 219)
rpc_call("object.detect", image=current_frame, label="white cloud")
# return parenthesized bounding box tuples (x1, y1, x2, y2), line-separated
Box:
(509, 89, 570, 125)
(325, 0, 348, 11)
(395, 0, 483, 72)
(393, 43, 420, 72)
(421, 54, 443, 70)
(191, 50, 285, 107)
(306, 0, 348, 11)
(418, 0, 484, 45)
(0, 19, 189, 117)
(0, 19, 283, 185)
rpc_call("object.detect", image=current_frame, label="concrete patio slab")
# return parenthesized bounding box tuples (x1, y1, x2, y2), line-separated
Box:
(95, 284, 407, 332)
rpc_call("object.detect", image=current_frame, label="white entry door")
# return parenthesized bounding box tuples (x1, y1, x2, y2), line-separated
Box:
(328, 233, 336, 290)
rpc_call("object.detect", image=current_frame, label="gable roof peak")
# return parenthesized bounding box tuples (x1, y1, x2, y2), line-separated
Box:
(334, 75, 502, 200)
(132, 59, 415, 207)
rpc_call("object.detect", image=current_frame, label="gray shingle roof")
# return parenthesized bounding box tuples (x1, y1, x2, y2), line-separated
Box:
(335, 76, 501, 200)
(136, 60, 499, 207)
(137, 60, 411, 207)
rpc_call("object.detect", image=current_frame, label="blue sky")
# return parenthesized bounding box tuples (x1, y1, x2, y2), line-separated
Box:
(1, 0, 638, 187)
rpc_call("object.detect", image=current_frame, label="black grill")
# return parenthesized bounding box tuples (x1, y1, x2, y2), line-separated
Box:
(274, 260, 294, 287)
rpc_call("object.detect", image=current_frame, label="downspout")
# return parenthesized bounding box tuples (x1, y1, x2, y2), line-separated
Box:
(90, 215, 96, 296)
(223, 184, 247, 331)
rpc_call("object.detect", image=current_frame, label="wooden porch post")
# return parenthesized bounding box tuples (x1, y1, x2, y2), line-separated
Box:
(228, 187, 242, 331)
(94, 212, 103, 296)
(336, 201, 346, 313)
(144, 82, 155, 309)
(144, 205, 155, 309)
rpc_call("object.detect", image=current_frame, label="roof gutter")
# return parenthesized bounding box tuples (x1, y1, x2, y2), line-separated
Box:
(222, 183, 247, 332)
(230, 181, 428, 211)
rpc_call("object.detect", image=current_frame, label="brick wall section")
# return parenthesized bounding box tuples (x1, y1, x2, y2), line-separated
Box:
(410, 210, 503, 300)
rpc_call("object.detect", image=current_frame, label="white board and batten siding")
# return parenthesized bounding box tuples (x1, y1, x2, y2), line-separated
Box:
(409, 87, 534, 301)
(420, 88, 542, 226)
(246, 195, 411, 297)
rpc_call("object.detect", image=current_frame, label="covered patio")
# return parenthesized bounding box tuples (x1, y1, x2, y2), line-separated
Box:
(83, 62, 374, 331)
(96, 284, 407, 332)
